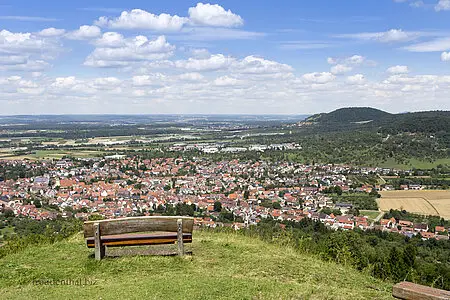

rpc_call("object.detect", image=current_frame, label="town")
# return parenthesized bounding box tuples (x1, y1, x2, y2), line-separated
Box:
(1, 156, 448, 241)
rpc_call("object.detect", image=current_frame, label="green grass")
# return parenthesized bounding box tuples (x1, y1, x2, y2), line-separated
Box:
(376, 158, 450, 170)
(0, 231, 393, 299)
(0, 226, 15, 242)
(360, 210, 381, 221)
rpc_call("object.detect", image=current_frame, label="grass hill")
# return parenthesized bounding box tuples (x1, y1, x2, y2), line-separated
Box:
(0, 231, 393, 299)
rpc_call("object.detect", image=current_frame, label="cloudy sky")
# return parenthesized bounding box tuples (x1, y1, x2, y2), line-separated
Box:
(1, 0, 450, 115)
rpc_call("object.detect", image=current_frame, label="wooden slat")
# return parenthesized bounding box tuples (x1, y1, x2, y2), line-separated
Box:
(86, 233, 192, 248)
(84, 216, 194, 238)
(87, 238, 192, 248)
(392, 282, 450, 300)
(86, 233, 192, 244)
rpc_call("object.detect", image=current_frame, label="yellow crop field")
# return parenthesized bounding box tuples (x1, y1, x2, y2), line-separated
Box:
(378, 190, 450, 219)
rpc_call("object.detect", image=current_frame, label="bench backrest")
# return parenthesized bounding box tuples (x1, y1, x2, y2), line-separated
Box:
(83, 216, 194, 238)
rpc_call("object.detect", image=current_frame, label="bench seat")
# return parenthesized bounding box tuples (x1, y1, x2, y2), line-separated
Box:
(86, 233, 192, 248)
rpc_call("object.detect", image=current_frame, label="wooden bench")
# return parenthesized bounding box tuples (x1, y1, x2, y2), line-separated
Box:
(83, 216, 194, 260)
(393, 281, 450, 300)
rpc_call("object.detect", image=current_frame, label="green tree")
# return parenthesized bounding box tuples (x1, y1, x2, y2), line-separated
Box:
(34, 200, 42, 208)
(403, 244, 417, 269)
(214, 201, 222, 212)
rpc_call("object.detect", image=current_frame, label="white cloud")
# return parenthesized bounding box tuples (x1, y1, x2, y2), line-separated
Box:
(51, 76, 78, 88)
(0, 55, 27, 65)
(336, 29, 422, 43)
(0, 16, 59, 22)
(66, 25, 101, 40)
(0, 30, 49, 53)
(435, 0, 450, 11)
(331, 64, 353, 75)
(442, 52, 450, 61)
(302, 72, 336, 84)
(0, 59, 50, 71)
(48, 76, 124, 95)
(232, 56, 293, 74)
(132, 89, 147, 97)
(327, 57, 337, 65)
(327, 55, 365, 65)
(132, 74, 167, 86)
(178, 72, 205, 81)
(188, 3, 243, 27)
(176, 27, 265, 41)
(3, 71, 450, 114)
(92, 77, 121, 86)
(190, 48, 210, 59)
(213, 75, 243, 86)
(93, 5, 256, 40)
(93, 32, 125, 47)
(346, 74, 366, 84)
(383, 74, 450, 86)
(0, 30, 59, 72)
(173, 54, 292, 76)
(175, 54, 235, 71)
(345, 55, 365, 65)
(38, 28, 66, 37)
(404, 37, 450, 52)
(95, 9, 188, 31)
(85, 35, 175, 68)
(387, 65, 409, 74)
(8, 76, 22, 81)
(327, 55, 365, 75)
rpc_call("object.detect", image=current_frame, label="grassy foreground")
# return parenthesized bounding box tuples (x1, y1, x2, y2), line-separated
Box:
(0, 231, 393, 299)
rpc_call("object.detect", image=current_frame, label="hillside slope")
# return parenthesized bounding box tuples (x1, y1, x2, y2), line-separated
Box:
(0, 231, 392, 300)
(305, 107, 450, 134)
(306, 107, 392, 123)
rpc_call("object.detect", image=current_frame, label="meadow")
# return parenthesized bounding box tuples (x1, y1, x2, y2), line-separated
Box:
(0, 230, 392, 300)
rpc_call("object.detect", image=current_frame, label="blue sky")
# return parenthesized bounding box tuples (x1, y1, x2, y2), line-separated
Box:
(1, 0, 450, 114)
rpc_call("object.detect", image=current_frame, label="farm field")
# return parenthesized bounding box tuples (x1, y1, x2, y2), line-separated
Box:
(0, 150, 105, 160)
(378, 190, 450, 219)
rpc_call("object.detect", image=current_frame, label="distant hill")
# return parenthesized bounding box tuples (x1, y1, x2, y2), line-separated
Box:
(306, 107, 392, 124)
(0, 231, 392, 299)
(380, 111, 450, 134)
(305, 107, 450, 134)
(296, 108, 450, 168)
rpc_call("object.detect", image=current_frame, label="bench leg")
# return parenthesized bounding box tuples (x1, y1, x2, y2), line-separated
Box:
(94, 222, 105, 260)
(177, 219, 184, 256)
(95, 245, 105, 260)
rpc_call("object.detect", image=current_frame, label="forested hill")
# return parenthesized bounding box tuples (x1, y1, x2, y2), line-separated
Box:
(294, 108, 450, 167)
(305, 107, 450, 134)
(379, 111, 450, 134)
(306, 107, 392, 123)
